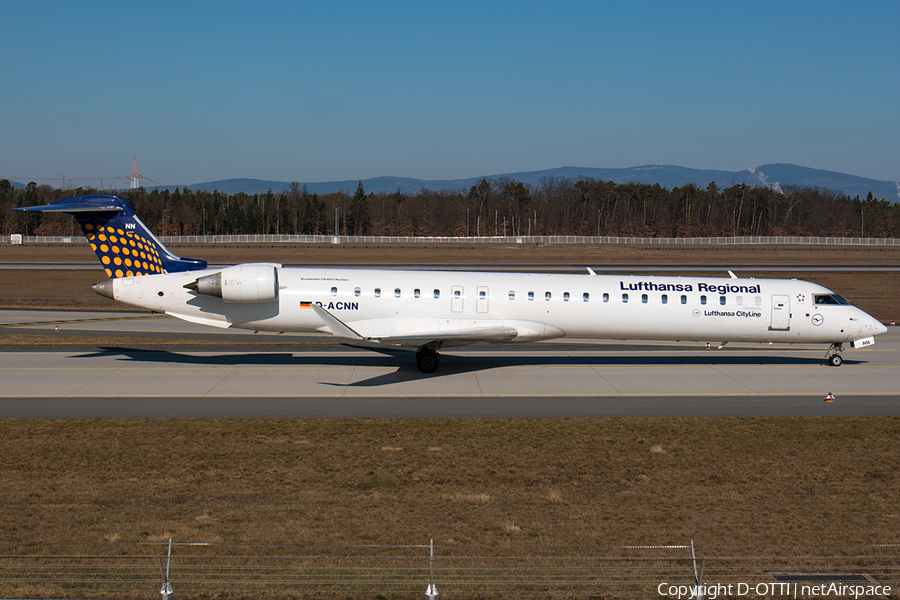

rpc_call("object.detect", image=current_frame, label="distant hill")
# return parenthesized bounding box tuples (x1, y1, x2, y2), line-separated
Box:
(169, 164, 899, 202)
(8, 164, 898, 201)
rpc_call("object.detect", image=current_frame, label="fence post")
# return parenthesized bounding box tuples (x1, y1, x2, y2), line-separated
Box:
(157, 538, 174, 600)
(425, 538, 439, 599)
(690, 539, 705, 600)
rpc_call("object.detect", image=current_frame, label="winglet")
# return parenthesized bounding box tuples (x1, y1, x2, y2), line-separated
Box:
(728, 270, 738, 279)
(310, 303, 369, 341)
(586, 267, 596, 276)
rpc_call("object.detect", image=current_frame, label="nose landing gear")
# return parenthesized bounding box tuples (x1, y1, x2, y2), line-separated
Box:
(825, 343, 844, 367)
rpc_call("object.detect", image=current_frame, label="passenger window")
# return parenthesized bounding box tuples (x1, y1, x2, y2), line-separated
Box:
(331, 286, 338, 296)
(528, 291, 534, 301)
(434, 289, 440, 299)
(622, 293, 629, 303)
(545, 291, 551, 301)
(736, 296, 743, 306)
(700, 295, 707, 305)
(583, 292, 590, 302)
(354, 287, 361, 297)
(394, 288, 401, 298)
(603, 292, 609, 303)
(479, 290, 486, 299)
(374, 288, 381, 298)
(642, 294, 648, 304)
(454, 289, 461, 298)
(719, 296, 726, 305)
(661, 294, 668, 304)
(681, 295, 687, 304)
(414, 288, 421, 298)
(509, 290, 515, 300)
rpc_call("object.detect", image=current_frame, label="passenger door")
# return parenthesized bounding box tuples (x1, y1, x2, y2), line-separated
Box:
(769, 295, 791, 330)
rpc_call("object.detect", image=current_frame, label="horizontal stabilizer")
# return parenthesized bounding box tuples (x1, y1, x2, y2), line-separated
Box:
(15, 201, 123, 213)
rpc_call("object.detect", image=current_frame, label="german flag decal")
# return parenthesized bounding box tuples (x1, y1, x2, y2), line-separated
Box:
(300, 301, 313, 309)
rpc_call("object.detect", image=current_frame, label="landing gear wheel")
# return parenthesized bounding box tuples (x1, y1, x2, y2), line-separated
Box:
(825, 343, 844, 367)
(416, 349, 441, 374)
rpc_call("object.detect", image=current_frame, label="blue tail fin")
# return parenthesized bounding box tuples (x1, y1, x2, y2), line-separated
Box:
(15, 194, 207, 278)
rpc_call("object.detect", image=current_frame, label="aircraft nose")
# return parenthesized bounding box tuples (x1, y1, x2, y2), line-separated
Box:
(874, 320, 888, 335)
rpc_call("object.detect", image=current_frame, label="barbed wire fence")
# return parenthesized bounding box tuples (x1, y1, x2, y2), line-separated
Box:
(1, 540, 898, 599)
(3, 234, 900, 246)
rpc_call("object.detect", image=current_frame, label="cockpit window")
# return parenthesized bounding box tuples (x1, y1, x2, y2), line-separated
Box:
(815, 294, 852, 306)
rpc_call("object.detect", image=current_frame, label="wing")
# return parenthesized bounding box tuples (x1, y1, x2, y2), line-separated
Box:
(310, 303, 517, 348)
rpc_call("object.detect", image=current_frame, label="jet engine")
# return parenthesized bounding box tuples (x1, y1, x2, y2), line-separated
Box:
(184, 264, 278, 303)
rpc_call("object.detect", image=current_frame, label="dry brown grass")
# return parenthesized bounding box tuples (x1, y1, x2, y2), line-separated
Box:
(546, 489, 564, 504)
(4, 241, 900, 266)
(1, 418, 898, 551)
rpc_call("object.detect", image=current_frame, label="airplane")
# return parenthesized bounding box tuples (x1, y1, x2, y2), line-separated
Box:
(15, 194, 887, 372)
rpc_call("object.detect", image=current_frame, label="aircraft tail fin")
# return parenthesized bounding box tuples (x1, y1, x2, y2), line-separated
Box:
(15, 194, 207, 277)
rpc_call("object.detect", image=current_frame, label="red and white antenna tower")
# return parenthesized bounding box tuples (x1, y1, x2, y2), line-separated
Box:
(124, 157, 151, 189)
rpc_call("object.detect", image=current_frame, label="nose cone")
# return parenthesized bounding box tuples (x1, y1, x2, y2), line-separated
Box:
(92, 279, 115, 300)
(874, 320, 888, 336)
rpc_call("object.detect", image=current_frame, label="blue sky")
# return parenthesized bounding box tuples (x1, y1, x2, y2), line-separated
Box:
(2, 1, 898, 187)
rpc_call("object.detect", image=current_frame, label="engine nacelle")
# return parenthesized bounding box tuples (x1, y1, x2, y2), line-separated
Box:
(185, 264, 279, 303)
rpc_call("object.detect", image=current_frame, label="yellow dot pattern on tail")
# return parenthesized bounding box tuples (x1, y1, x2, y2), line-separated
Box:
(13, 194, 207, 276)
(83, 221, 165, 279)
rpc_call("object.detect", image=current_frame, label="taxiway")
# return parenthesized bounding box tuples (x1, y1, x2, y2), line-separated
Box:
(1, 310, 898, 418)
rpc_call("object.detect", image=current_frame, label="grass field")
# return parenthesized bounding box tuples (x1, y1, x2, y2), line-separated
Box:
(1, 418, 899, 598)
(4, 240, 900, 266)
(2, 418, 899, 547)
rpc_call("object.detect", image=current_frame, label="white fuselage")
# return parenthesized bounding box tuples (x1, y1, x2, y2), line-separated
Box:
(104, 266, 886, 346)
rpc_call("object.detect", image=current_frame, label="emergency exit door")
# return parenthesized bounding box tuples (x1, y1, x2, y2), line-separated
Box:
(451, 286, 464, 312)
(476, 286, 489, 313)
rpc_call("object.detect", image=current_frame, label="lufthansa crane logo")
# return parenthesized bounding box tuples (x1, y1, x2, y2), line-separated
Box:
(811, 313, 824, 326)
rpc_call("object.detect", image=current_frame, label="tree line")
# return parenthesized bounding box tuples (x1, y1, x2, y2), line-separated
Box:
(1, 177, 898, 238)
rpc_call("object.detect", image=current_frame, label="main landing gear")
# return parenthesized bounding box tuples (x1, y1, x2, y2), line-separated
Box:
(416, 347, 441, 374)
(825, 343, 844, 367)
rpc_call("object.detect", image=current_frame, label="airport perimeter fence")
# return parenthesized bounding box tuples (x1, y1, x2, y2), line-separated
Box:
(3, 233, 900, 246)
(0, 540, 898, 599)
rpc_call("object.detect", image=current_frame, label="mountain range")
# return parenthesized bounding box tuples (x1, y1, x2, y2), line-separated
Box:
(10, 163, 900, 201)
(176, 164, 899, 201)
